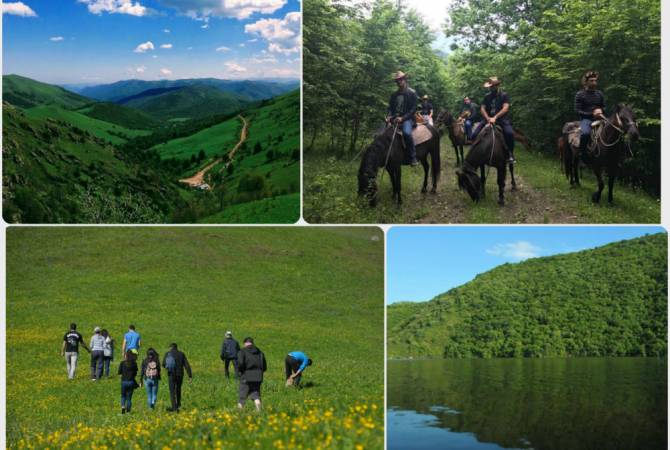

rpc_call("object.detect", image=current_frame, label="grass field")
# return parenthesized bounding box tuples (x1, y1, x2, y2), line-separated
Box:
(6, 227, 384, 449)
(151, 116, 242, 161)
(303, 139, 660, 224)
(198, 194, 300, 224)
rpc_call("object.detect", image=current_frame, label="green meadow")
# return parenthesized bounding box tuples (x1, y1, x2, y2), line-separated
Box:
(6, 227, 384, 449)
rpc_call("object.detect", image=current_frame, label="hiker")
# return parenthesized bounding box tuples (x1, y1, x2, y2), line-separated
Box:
(459, 96, 479, 141)
(163, 343, 192, 412)
(101, 329, 114, 378)
(575, 70, 606, 164)
(118, 350, 139, 414)
(61, 323, 90, 380)
(386, 71, 419, 166)
(220, 330, 240, 379)
(419, 95, 434, 126)
(285, 351, 312, 387)
(237, 337, 267, 411)
(471, 76, 516, 163)
(140, 348, 161, 410)
(121, 324, 141, 358)
(89, 326, 106, 381)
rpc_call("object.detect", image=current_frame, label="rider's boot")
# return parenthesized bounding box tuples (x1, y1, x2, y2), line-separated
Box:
(579, 134, 590, 164)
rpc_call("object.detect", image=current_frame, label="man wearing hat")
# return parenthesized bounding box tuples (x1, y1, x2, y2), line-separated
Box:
(220, 330, 240, 379)
(237, 337, 267, 411)
(89, 326, 106, 380)
(459, 96, 480, 141)
(419, 95, 434, 126)
(471, 77, 516, 163)
(575, 70, 606, 163)
(386, 71, 419, 166)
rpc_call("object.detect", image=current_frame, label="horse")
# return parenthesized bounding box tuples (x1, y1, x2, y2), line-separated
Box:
(358, 122, 441, 206)
(562, 103, 639, 203)
(435, 110, 466, 166)
(455, 124, 517, 206)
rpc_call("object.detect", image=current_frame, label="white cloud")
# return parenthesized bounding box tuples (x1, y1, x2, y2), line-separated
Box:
(216, 46, 230, 52)
(201, 23, 209, 29)
(163, 28, 170, 33)
(158, 0, 286, 20)
(135, 65, 146, 73)
(160, 68, 173, 75)
(2, 2, 37, 17)
(152, 55, 158, 59)
(133, 41, 154, 53)
(224, 62, 247, 73)
(50, 36, 64, 42)
(247, 38, 257, 43)
(486, 241, 542, 261)
(160, 43, 173, 49)
(245, 12, 300, 55)
(78, 0, 147, 16)
(239, 43, 245, 47)
(250, 56, 278, 64)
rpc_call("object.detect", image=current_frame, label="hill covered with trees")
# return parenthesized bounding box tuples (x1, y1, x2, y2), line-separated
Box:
(388, 233, 667, 358)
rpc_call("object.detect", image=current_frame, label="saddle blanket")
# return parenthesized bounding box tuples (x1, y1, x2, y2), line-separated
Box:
(563, 121, 602, 149)
(396, 124, 433, 147)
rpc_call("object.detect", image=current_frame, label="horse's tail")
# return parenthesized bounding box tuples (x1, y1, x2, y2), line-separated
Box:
(559, 135, 571, 180)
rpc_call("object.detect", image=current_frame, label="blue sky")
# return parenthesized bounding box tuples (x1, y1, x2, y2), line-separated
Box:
(2, 0, 300, 84)
(387, 226, 666, 304)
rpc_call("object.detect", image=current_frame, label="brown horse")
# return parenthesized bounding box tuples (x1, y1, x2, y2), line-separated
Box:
(435, 110, 466, 166)
(562, 104, 639, 203)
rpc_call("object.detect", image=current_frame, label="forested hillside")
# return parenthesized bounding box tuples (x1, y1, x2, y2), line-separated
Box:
(388, 233, 667, 358)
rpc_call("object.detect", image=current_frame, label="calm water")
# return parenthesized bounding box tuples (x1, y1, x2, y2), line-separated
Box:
(388, 358, 667, 450)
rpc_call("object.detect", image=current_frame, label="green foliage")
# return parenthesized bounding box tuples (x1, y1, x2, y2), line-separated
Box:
(75, 102, 159, 130)
(3, 74, 90, 109)
(6, 227, 384, 448)
(388, 233, 668, 358)
(197, 193, 300, 224)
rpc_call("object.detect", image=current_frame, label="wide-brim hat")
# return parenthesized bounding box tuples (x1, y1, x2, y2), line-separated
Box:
(483, 76, 501, 88)
(421, 95, 429, 100)
(393, 71, 407, 81)
(225, 331, 232, 337)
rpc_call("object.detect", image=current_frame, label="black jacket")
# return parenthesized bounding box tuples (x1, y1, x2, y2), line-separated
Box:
(221, 337, 240, 360)
(388, 87, 418, 122)
(238, 345, 267, 383)
(575, 89, 606, 119)
(118, 360, 138, 382)
(141, 357, 162, 380)
(162, 349, 192, 378)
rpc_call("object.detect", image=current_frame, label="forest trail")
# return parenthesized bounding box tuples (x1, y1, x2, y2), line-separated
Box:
(179, 115, 248, 188)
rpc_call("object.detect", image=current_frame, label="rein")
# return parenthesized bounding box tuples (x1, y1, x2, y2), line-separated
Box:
(592, 112, 632, 157)
(369, 122, 399, 200)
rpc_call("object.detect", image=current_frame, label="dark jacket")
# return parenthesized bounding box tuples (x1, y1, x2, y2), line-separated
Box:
(141, 357, 162, 380)
(460, 102, 480, 121)
(162, 349, 192, 379)
(118, 359, 138, 382)
(575, 89, 606, 119)
(221, 337, 240, 360)
(388, 87, 418, 122)
(237, 345, 267, 383)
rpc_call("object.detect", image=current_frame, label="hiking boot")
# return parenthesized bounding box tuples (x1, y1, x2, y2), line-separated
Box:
(507, 156, 516, 164)
(121, 408, 126, 414)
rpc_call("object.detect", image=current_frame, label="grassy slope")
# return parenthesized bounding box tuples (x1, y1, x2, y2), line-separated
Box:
(197, 193, 300, 224)
(24, 105, 151, 145)
(76, 102, 158, 130)
(2, 74, 90, 109)
(151, 116, 241, 161)
(387, 233, 667, 358)
(303, 138, 660, 224)
(6, 227, 384, 449)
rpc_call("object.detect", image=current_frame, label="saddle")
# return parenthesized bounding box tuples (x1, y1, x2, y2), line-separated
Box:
(562, 121, 603, 151)
(394, 123, 434, 147)
(470, 124, 505, 149)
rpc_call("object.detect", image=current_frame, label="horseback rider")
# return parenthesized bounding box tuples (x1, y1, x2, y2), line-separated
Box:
(574, 70, 606, 163)
(386, 71, 419, 166)
(471, 77, 515, 163)
(419, 95, 434, 126)
(459, 96, 479, 141)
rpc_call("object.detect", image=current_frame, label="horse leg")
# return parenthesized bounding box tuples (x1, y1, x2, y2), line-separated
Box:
(509, 162, 517, 191)
(607, 170, 615, 204)
(458, 145, 464, 167)
(497, 165, 506, 206)
(574, 152, 581, 186)
(591, 166, 604, 203)
(395, 166, 402, 205)
(453, 143, 460, 167)
(421, 157, 429, 194)
(480, 165, 486, 199)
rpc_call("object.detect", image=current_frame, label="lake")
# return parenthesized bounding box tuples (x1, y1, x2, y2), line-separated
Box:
(388, 358, 667, 450)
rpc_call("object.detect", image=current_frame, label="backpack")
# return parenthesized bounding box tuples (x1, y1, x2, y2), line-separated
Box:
(145, 359, 158, 378)
(165, 353, 176, 373)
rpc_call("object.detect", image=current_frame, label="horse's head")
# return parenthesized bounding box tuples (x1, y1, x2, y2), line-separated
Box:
(435, 109, 453, 128)
(357, 140, 385, 207)
(616, 103, 640, 142)
(455, 167, 481, 202)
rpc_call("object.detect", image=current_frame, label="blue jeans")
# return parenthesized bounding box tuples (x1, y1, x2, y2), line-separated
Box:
(103, 356, 112, 377)
(90, 350, 104, 379)
(145, 378, 159, 407)
(464, 119, 473, 140)
(579, 118, 593, 136)
(472, 121, 515, 155)
(401, 119, 416, 162)
(121, 380, 135, 411)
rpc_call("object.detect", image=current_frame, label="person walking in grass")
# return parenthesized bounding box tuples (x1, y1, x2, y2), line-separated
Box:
(237, 337, 267, 411)
(101, 329, 114, 378)
(121, 324, 141, 358)
(285, 351, 313, 387)
(163, 343, 192, 412)
(89, 326, 106, 381)
(61, 323, 90, 380)
(118, 350, 138, 414)
(220, 330, 240, 379)
(140, 348, 161, 410)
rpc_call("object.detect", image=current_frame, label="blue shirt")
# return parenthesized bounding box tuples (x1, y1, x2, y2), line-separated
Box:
(124, 330, 141, 350)
(289, 351, 309, 372)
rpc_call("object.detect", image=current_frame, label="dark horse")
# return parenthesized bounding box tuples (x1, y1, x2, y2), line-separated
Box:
(358, 123, 441, 206)
(562, 103, 639, 203)
(435, 110, 466, 166)
(455, 124, 517, 206)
